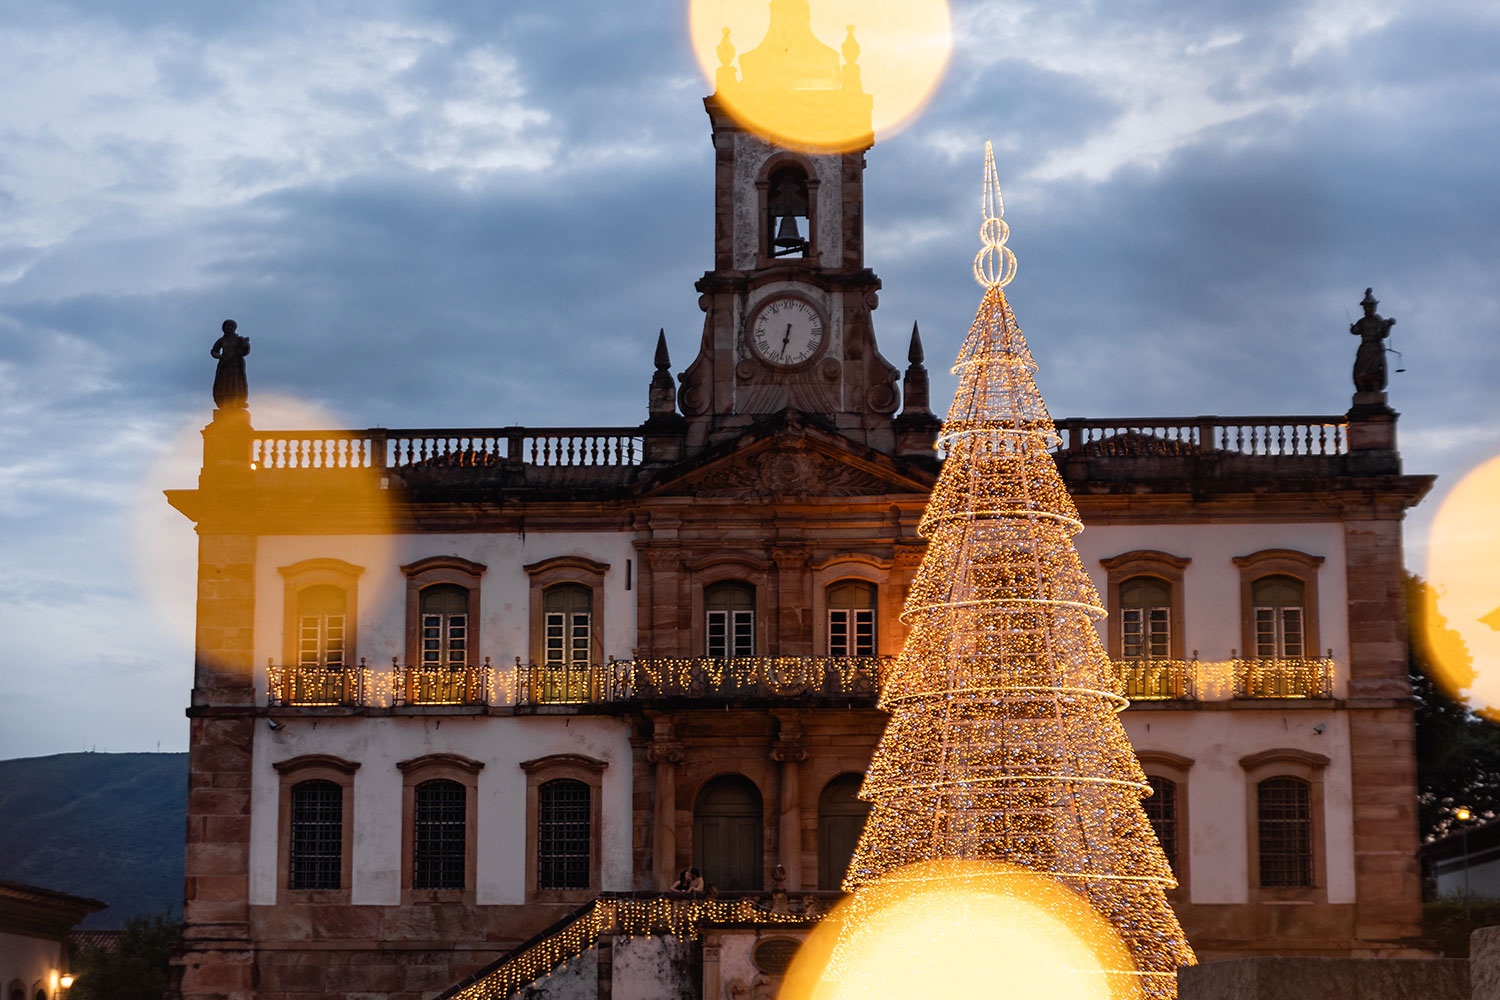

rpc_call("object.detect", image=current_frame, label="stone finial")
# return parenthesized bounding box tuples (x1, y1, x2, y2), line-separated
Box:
(210, 318, 250, 410)
(902, 321, 931, 415)
(649, 328, 678, 418)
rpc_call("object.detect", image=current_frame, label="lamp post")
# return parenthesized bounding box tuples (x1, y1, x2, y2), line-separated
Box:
(1456, 806, 1473, 923)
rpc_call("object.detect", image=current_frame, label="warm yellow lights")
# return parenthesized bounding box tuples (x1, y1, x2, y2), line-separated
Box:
(1456, 807, 1474, 822)
(59, 973, 76, 990)
(1423, 454, 1500, 716)
(782, 861, 1141, 1000)
(688, 0, 951, 152)
(843, 151, 1193, 998)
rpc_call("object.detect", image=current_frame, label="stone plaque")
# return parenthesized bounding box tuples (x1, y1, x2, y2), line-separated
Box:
(752, 938, 801, 976)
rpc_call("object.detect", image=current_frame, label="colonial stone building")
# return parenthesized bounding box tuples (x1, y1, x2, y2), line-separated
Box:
(169, 12, 1433, 1000)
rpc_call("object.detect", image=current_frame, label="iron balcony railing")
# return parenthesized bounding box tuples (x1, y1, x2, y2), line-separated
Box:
(267, 655, 1333, 708)
(1111, 657, 1335, 701)
(265, 655, 889, 708)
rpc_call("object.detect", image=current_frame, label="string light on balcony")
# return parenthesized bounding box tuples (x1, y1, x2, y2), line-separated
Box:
(449, 897, 813, 1000)
(839, 145, 1194, 998)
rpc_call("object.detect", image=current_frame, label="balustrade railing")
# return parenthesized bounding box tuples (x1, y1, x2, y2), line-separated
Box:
(267, 661, 365, 707)
(250, 426, 644, 472)
(1053, 416, 1348, 458)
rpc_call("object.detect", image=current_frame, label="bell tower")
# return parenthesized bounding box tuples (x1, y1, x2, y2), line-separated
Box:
(677, 0, 902, 456)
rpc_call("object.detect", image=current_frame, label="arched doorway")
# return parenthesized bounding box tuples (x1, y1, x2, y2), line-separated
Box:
(818, 773, 870, 889)
(694, 775, 764, 890)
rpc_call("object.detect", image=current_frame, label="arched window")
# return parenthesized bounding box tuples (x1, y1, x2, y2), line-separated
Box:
(419, 583, 469, 669)
(1257, 776, 1313, 887)
(538, 779, 591, 890)
(1252, 576, 1305, 658)
(1143, 776, 1178, 875)
(1120, 577, 1171, 660)
(544, 583, 593, 669)
(694, 775, 763, 890)
(288, 779, 342, 890)
(827, 581, 876, 657)
(413, 779, 466, 890)
(296, 585, 347, 669)
(766, 165, 810, 259)
(705, 582, 756, 658)
(818, 773, 871, 889)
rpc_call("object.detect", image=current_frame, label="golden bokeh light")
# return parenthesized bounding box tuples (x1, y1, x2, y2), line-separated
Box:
(141, 393, 400, 683)
(688, 0, 952, 152)
(780, 861, 1140, 1000)
(1423, 454, 1500, 715)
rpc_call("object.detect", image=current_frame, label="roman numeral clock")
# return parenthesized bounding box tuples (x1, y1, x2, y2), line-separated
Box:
(749, 296, 826, 368)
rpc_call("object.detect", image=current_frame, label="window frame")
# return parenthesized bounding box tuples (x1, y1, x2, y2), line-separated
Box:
(524, 556, 609, 667)
(1136, 750, 1193, 899)
(1232, 549, 1324, 661)
(273, 753, 359, 903)
(401, 556, 486, 669)
(1240, 747, 1330, 902)
(1099, 551, 1189, 661)
(704, 581, 757, 658)
(397, 753, 483, 903)
(810, 556, 895, 657)
(278, 558, 364, 670)
(521, 754, 607, 903)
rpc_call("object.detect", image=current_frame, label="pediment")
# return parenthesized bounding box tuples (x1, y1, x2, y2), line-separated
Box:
(641, 416, 935, 501)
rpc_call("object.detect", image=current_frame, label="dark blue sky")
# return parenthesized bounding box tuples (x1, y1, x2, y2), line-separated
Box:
(2, 0, 1496, 757)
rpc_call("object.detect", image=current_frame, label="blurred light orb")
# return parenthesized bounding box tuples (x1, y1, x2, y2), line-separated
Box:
(779, 860, 1140, 1000)
(1424, 454, 1500, 715)
(689, 0, 952, 153)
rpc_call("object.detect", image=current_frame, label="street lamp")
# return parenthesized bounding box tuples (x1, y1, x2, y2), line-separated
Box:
(59, 974, 75, 990)
(1456, 807, 1474, 922)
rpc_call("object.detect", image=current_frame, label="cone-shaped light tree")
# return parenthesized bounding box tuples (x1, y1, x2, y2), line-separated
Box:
(843, 144, 1195, 998)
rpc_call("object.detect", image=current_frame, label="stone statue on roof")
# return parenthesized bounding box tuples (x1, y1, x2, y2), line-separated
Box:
(211, 319, 250, 409)
(1350, 288, 1395, 394)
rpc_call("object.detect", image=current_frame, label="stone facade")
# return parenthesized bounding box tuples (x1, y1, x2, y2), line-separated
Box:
(169, 32, 1434, 1000)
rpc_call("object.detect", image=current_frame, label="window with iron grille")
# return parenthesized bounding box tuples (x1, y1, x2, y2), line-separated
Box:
(1120, 577, 1171, 660)
(827, 580, 876, 657)
(1252, 576, 1305, 658)
(706, 582, 755, 658)
(1257, 776, 1312, 887)
(420, 584, 468, 669)
(538, 779, 591, 890)
(413, 779, 466, 890)
(1143, 776, 1177, 875)
(289, 780, 342, 890)
(297, 585, 347, 668)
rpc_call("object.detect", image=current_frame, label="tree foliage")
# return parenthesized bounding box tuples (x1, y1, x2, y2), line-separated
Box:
(69, 912, 180, 1000)
(1409, 574, 1500, 841)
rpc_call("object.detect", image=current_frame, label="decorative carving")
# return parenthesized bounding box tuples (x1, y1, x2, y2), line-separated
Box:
(688, 449, 893, 498)
(769, 740, 807, 763)
(725, 974, 778, 1000)
(865, 381, 898, 414)
(818, 357, 841, 382)
(646, 740, 685, 765)
(649, 329, 677, 417)
(753, 937, 800, 975)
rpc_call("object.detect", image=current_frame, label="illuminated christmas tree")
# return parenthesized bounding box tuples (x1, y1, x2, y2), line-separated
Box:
(842, 145, 1195, 998)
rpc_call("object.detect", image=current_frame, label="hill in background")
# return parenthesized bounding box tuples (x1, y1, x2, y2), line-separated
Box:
(0, 752, 187, 928)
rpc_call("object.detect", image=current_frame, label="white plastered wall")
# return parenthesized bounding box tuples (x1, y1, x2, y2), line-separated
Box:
(252, 531, 639, 697)
(249, 714, 636, 906)
(1082, 522, 1355, 905)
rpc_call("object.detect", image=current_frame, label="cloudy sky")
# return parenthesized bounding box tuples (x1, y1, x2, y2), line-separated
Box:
(1, 0, 1496, 759)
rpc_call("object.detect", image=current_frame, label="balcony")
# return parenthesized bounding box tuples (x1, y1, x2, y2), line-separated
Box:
(264, 655, 889, 709)
(1111, 657, 1335, 702)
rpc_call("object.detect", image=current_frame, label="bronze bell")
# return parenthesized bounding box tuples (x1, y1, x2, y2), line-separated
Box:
(774, 214, 807, 252)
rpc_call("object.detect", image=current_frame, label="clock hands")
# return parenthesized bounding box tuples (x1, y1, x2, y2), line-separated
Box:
(781, 323, 792, 360)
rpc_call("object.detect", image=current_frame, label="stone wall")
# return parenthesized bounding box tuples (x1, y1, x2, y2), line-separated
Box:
(1177, 957, 1468, 1000)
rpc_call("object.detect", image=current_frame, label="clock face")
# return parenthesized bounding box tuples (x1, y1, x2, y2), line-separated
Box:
(750, 297, 825, 368)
